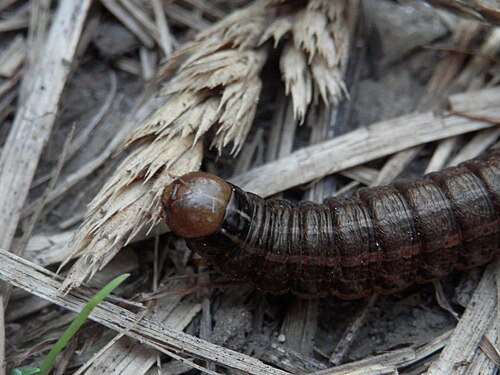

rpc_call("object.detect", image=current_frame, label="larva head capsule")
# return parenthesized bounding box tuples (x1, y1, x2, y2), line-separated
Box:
(162, 172, 232, 239)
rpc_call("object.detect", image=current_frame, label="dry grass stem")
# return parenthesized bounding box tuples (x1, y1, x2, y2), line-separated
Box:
(0, 4, 28, 33)
(231, 87, 499, 197)
(0, 34, 25, 77)
(447, 127, 500, 166)
(456, 28, 500, 91)
(162, 2, 212, 32)
(426, 0, 500, 25)
(151, 0, 174, 58)
(0, 0, 92, 253)
(100, 0, 155, 48)
(0, 0, 19, 13)
(427, 261, 499, 375)
(312, 331, 453, 374)
(0, 249, 290, 375)
(118, 0, 161, 44)
(82, 289, 202, 375)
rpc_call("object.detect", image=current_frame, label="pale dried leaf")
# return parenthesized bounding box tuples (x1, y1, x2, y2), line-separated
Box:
(164, 2, 270, 72)
(60, 137, 203, 290)
(281, 0, 348, 120)
(193, 2, 268, 50)
(193, 97, 221, 144)
(308, 0, 345, 22)
(258, 16, 293, 47)
(280, 42, 312, 123)
(311, 54, 347, 105)
(213, 76, 263, 153)
(293, 7, 337, 65)
(328, 2, 350, 71)
(82, 140, 185, 217)
(127, 92, 202, 145)
(163, 50, 265, 94)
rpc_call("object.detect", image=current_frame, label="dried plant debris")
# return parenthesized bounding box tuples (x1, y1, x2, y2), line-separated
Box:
(61, 0, 349, 290)
(60, 135, 203, 290)
(426, 0, 500, 25)
(266, 0, 349, 121)
(2, 0, 500, 374)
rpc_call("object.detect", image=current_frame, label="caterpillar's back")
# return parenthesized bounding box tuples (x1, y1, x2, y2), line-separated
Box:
(162, 151, 499, 299)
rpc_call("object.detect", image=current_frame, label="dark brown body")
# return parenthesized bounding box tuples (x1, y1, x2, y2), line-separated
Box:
(163, 151, 499, 299)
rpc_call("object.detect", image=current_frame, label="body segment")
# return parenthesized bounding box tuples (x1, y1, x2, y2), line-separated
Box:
(163, 151, 499, 298)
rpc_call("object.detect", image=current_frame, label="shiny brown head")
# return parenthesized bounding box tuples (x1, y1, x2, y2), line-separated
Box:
(162, 172, 233, 239)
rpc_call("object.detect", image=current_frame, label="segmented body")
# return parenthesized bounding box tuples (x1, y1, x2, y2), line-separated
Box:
(163, 151, 499, 299)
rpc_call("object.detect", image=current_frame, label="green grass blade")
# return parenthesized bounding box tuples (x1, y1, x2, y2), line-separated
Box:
(37, 273, 130, 375)
(11, 368, 40, 375)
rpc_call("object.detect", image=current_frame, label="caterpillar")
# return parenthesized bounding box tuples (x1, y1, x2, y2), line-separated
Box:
(162, 151, 499, 299)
